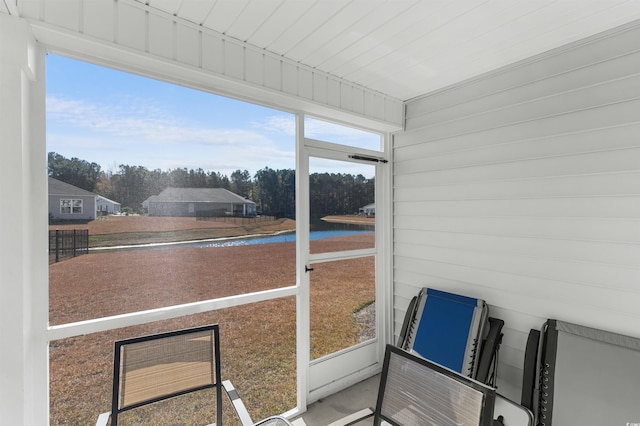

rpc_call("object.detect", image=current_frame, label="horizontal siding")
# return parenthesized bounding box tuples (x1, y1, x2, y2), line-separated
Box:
(395, 122, 640, 171)
(406, 72, 640, 132)
(394, 216, 640, 243)
(393, 21, 640, 402)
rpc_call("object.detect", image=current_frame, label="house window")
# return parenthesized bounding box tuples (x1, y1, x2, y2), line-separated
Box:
(60, 199, 82, 214)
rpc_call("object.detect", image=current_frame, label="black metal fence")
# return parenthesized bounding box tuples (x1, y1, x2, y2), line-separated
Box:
(196, 213, 276, 224)
(49, 229, 89, 263)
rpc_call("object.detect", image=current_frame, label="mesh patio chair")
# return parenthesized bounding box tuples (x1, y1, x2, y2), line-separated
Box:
(327, 344, 498, 426)
(96, 324, 292, 426)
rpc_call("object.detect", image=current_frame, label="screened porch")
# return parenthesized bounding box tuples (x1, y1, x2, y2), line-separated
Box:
(2, 1, 640, 425)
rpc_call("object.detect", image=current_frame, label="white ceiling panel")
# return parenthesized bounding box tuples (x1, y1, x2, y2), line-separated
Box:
(409, 0, 640, 96)
(9, 0, 640, 101)
(266, 1, 350, 56)
(300, 2, 420, 68)
(174, 0, 215, 25)
(2, 0, 17, 15)
(317, 2, 487, 77)
(225, 0, 283, 41)
(202, 0, 250, 34)
(286, 1, 381, 62)
(245, 1, 309, 47)
(354, 2, 556, 94)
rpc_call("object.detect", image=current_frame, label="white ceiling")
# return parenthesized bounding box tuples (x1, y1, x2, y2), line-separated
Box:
(5, 0, 640, 101)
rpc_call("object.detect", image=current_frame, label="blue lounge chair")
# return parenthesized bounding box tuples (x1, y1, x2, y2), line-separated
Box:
(397, 287, 503, 384)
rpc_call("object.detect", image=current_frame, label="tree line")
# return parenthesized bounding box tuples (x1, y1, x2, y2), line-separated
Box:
(48, 152, 374, 217)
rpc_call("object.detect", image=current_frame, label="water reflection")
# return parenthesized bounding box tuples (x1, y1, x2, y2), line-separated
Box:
(93, 222, 373, 252)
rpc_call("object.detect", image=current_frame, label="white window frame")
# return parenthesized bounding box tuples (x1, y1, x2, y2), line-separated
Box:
(60, 198, 83, 214)
(13, 41, 394, 425)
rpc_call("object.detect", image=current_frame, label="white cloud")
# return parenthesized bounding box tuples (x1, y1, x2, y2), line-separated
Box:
(46, 95, 295, 176)
(256, 115, 296, 136)
(48, 95, 275, 146)
(255, 114, 381, 150)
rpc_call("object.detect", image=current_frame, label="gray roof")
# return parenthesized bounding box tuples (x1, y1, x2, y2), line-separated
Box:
(48, 177, 96, 197)
(153, 187, 255, 205)
(96, 195, 120, 205)
(142, 195, 159, 206)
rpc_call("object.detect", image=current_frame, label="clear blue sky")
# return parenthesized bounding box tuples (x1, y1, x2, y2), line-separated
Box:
(46, 54, 379, 178)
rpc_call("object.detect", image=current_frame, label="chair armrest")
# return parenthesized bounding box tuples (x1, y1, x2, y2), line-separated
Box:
(96, 412, 110, 426)
(222, 380, 255, 426)
(495, 394, 534, 426)
(397, 296, 418, 347)
(521, 329, 540, 411)
(325, 408, 374, 426)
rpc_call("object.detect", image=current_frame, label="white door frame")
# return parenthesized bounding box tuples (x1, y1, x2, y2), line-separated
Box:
(295, 114, 392, 408)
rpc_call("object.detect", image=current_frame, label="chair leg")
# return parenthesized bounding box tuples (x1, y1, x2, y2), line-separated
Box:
(95, 412, 111, 426)
(222, 380, 256, 426)
(325, 408, 374, 426)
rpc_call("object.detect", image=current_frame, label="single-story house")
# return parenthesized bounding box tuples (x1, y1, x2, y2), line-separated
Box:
(359, 203, 375, 217)
(96, 195, 120, 215)
(48, 177, 97, 221)
(141, 195, 157, 212)
(147, 187, 256, 217)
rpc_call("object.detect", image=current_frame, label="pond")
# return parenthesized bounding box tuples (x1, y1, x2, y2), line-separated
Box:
(180, 229, 371, 248)
(93, 222, 374, 252)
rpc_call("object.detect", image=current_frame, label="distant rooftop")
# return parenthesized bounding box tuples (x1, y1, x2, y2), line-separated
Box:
(154, 187, 255, 205)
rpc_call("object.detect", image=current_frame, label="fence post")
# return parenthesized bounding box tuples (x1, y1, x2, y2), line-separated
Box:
(55, 229, 60, 263)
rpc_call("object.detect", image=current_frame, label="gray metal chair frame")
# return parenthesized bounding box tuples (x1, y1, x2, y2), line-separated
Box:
(522, 319, 640, 426)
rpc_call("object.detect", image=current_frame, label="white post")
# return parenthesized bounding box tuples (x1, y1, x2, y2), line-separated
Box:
(295, 113, 309, 414)
(0, 14, 49, 425)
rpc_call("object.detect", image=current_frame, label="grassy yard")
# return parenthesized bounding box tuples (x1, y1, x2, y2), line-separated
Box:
(48, 215, 374, 425)
(50, 215, 297, 247)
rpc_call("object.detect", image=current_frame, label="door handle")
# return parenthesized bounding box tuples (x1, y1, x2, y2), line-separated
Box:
(305, 265, 314, 273)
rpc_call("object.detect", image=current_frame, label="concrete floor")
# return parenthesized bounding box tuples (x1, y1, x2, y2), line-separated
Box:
(291, 375, 380, 426)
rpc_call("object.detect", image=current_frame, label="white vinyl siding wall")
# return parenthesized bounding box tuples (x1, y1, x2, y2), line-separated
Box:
(393, 21, 640, 400)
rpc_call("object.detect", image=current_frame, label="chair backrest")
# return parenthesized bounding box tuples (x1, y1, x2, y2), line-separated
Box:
(374, 344, 497, 426)
(398, 288, 490, 378)
(110, 324, 222, 426)
(524, 319, 640, 426)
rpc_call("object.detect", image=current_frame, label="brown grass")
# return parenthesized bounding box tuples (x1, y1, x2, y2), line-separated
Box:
(321, 215, 375, 226)
(51, 215, 297, 247)
(48, 216, 374, 425)
(52, 215, 244, 234)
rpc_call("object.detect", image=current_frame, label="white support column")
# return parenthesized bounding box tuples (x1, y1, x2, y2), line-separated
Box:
(0, 14, 48, 425)
(294, 113, 309, 414)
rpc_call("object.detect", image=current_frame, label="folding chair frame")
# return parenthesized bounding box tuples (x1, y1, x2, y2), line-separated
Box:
(96, 324, 292, 426)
